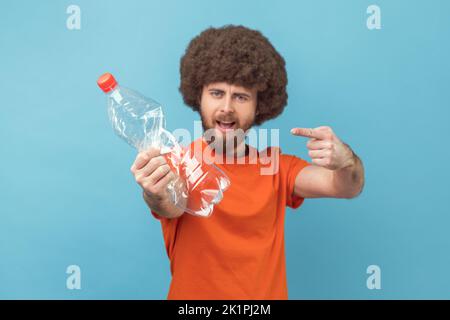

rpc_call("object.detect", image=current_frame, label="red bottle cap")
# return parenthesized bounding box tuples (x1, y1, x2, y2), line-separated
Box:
(97, 73, 118, 93)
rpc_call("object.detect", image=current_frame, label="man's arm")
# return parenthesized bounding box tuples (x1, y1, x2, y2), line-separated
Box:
(143, 190, 185, 219)
(291, 126, 365, 199)
(131, 148, 185, 219)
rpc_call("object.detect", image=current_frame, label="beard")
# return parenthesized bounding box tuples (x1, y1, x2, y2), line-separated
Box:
(199, 112, 254, 157)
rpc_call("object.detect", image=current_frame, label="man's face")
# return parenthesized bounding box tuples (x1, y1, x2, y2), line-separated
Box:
(199, 82, 258, 152)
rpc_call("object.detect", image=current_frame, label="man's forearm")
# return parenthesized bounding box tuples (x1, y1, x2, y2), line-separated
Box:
(332, 146, 365, 199)
(143, 191, 184, 219)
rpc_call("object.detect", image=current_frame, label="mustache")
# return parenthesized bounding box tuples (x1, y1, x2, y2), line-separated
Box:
(215, 118, 237, 123)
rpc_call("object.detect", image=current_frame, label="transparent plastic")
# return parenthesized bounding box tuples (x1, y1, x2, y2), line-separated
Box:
(98, 77, 230, 217)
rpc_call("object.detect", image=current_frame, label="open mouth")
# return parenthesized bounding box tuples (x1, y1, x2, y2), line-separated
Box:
(216, 120, 236, 131)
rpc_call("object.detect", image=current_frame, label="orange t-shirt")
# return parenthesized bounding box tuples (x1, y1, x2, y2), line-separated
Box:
(151, 138, 310, 299)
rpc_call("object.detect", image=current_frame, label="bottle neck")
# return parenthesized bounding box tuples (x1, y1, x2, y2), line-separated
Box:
(108, 86, 123, 104)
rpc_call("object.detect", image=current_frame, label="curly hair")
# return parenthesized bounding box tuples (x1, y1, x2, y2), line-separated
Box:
(179, 25, 288, 126)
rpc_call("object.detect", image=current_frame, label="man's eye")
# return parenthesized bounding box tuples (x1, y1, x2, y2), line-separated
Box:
(236, 95, 248, 102)
(211, 91, 223, 97)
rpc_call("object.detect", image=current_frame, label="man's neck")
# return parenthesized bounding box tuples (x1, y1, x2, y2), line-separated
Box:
(204, 137, 249, 160)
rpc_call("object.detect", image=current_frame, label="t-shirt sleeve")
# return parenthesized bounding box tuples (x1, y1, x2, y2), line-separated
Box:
(283, 154, 311, 209)
(150, 209, 163, 220)
(150, 208, 181, 260)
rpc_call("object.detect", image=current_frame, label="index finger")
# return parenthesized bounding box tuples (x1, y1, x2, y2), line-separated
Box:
(132, 147, 161, 171)
(145, 147, 161, 158)
(290, 127, 327, 140)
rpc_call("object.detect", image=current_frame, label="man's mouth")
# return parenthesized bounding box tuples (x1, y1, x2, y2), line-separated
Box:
(215, 120, 236, 132)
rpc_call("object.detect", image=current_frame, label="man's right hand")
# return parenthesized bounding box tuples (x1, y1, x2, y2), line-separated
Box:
(130, 148, 184, 218)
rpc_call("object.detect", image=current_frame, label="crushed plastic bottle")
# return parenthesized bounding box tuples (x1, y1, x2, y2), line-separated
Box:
(97, 73, 230, 217)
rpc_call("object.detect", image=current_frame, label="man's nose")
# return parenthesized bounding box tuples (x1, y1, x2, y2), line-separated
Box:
(220, 94, 235, 114)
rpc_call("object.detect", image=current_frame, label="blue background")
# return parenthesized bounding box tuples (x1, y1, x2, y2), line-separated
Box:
(1, 0, 449, 299)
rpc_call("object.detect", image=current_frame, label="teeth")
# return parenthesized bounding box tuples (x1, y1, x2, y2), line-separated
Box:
(217, 121, 235, 129)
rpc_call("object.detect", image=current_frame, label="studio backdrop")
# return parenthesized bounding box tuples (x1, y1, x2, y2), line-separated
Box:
(1, 0, 449, 299)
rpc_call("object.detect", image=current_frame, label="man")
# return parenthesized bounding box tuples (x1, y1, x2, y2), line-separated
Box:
(130, 25, 364, 299)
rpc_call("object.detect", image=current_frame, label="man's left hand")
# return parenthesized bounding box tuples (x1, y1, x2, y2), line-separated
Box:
(291, 126, 355, 170)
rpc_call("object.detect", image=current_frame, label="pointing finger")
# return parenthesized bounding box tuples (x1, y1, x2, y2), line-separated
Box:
(291, 127, 327, 140)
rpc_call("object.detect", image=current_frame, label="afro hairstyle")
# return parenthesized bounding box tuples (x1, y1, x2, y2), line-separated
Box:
(179, 25, 288, 126)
